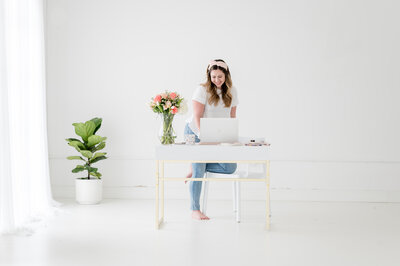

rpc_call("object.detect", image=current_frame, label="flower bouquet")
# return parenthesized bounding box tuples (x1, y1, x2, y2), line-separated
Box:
(150, 91, 186, 144)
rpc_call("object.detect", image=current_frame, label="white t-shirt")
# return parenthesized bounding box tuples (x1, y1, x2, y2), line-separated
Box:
(186, 85, 239, 136)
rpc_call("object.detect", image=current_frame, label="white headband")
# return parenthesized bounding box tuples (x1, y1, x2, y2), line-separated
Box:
(208, 60, 228, 71)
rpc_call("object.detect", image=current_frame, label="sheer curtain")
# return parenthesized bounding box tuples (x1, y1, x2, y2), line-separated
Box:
(0, 0, 55, 234)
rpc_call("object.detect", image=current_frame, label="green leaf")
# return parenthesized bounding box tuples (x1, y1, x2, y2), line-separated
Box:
(68, 140, 86, 150)
(67, 156, 85, 161)
(73, 121, 96, 142)
(87, 135, 106, 148)
(72, 165, 85, 173)
(90, 117, 102, 135)
(84, 165, 98, 172)
(66, 138, 82, 143)
(92, 152, 107, 160)
(92, 142, 106, 152)
(90, 155, 107, 164)
(90, 171, 102, 179)
(80, 150, 93, 158)
(72, 123, 85, 140)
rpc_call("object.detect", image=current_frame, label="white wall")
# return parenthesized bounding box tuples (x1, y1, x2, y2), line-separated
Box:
(46, 0, 400, 201)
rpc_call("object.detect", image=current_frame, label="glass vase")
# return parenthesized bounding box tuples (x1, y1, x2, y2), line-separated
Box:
(159, 113, 176, 144)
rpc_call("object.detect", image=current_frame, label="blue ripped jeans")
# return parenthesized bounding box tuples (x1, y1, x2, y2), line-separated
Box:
(184, 124, 237, 211)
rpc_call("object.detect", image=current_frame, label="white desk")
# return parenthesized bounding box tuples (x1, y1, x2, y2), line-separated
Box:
(155, 144, 271, 229)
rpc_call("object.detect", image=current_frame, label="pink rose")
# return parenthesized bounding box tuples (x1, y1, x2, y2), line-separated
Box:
(163, 101, 172, 110)
(160, 93, 167, 99)
(170, 106, 178, 114)
(154, 95, 162, 103)
(169, 92, 177, 100)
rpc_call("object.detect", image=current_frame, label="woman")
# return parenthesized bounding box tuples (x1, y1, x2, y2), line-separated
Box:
(184, 59, 239, 220)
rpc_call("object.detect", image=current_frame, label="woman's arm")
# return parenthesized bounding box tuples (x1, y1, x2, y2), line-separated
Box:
(193, 100, 205, 131)
(230, 106, 237, 118)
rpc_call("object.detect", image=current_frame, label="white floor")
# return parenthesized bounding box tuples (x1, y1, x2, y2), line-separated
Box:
(1, 199, 400, 266)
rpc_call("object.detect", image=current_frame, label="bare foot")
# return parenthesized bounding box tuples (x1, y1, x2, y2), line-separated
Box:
(192, 210, 210, 220)
(184, 171, 192, 184)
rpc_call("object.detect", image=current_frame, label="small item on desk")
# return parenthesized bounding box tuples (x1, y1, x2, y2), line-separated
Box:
(245, 142, 262, 146)
(174, 141, 186, 145)
(184, 134, 196, 145)
(245, 142, 271, 146)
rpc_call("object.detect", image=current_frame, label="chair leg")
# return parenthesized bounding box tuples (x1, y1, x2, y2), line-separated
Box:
(202, 179, 209, 215)
(236, 181, 241, 223)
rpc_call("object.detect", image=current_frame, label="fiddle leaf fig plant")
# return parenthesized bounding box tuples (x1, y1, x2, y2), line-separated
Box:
(66, 117, 107, 179)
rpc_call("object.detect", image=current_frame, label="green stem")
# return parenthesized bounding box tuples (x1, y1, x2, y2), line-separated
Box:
(161, 113, 175, 144)
(87, 161, 90, 180)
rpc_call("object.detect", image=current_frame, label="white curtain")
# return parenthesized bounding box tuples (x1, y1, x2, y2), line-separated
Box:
(0, 0, 55, 234)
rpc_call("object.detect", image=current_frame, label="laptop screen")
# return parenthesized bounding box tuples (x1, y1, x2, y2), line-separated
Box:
(200, 118, 238, 143)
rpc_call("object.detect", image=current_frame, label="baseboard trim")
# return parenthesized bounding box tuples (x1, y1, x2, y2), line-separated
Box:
(52, 186, 400, 202)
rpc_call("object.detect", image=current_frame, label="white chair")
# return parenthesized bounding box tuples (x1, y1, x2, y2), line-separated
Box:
(201, 137, 268, 223)
(202, 171, 241, 222)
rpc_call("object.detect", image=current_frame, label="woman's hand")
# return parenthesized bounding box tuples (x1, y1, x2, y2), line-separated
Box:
(230, 106, 237, 118)
(192, 100, 205, 131)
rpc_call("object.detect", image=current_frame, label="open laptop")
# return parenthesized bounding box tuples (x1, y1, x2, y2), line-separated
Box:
(199, 118, 238, 144)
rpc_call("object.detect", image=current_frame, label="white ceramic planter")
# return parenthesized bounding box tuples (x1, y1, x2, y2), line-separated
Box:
(75, 178, 103, 204)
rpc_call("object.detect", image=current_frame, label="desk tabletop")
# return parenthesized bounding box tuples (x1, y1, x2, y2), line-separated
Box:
(155, 144, 270, 161)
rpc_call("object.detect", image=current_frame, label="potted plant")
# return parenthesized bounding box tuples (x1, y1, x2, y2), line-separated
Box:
(66, 117, 107, 204)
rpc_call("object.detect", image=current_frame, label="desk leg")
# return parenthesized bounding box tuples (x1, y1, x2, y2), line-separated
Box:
(265, 160, 271, 230)
(160, 161, 165, 224)
(155, 160, 160, 229)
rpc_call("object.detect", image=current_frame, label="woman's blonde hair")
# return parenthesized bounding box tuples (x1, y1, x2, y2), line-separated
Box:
(201, 59, 233, 107)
